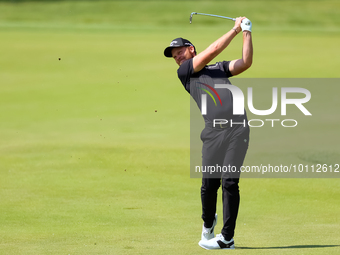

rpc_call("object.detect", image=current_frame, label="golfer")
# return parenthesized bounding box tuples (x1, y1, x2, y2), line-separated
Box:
(164, 17, 253, 249)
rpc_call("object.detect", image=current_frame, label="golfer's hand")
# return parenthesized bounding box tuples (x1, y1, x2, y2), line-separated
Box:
(241, 18, 252, 32)
(233, 17, 246, 34)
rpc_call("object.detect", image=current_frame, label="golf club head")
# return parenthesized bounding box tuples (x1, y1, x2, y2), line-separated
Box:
(190, 12, 197, 24)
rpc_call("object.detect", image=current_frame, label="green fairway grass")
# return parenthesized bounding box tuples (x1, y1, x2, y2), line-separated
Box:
(0, 1, 339, 254)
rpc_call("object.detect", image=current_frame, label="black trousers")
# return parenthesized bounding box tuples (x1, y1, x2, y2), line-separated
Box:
(200, 124, 249, 241)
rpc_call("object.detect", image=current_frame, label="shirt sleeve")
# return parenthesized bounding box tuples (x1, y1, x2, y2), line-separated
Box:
(222, 61, 233, 78)
(177, 58, 194, 93)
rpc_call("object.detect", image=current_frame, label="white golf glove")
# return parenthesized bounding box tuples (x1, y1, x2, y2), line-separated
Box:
(241, 18, 252, 32)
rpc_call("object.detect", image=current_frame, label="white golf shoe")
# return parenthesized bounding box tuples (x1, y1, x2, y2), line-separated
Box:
(199, 234, 235, 250)
(201, 214, 218, 241)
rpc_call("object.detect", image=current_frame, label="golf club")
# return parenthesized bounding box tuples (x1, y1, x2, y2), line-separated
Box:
(190, 12, 236, 24)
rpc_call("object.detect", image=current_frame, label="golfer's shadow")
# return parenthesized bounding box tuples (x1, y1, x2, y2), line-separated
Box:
(238, 244, 340, 250)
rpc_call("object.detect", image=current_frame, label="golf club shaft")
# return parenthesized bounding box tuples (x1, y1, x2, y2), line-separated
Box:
(190, 12, 236, 24)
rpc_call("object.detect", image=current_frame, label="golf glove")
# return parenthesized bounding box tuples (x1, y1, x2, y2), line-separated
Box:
(241, 18, 252, 32)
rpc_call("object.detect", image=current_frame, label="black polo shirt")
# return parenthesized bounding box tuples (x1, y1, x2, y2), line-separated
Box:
(177, 58, 246, 124)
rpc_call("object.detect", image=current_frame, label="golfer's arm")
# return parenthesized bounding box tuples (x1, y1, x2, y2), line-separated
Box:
(192, 29, 237, 73)
(229, 31, 253, 76)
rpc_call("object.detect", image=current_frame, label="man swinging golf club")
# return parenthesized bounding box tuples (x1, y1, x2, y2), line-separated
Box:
(164, 16, 253, 249)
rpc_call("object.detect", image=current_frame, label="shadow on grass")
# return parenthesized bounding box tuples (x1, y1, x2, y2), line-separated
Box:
(238, 245, 340, 250)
